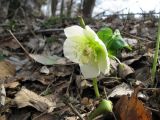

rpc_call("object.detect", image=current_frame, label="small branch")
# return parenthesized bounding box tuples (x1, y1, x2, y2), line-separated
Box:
(8, 30, 31, 59)
(65, 101, 85, 120)
(141, 88, 160, 91)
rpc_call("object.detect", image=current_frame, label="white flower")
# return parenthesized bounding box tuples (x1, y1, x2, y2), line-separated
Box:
(63, 25, 110, 78)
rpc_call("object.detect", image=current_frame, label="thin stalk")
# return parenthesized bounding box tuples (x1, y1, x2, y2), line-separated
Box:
(78, 16, 85, 29)
(151, 18, 160, 87)
(93, 78, 100, 98)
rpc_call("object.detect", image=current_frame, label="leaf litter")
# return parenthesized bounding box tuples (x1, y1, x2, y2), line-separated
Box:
(0, 15, 160, 120)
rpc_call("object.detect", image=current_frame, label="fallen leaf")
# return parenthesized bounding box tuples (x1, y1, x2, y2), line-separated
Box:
(115, 87, 152, 120)
(14, 87, 56, 113)
(135, 66, 150, 82)
(40, 66, 50, 75)
(124, 38, 138, 47)
(0, 39, 20, 50)
(5, 81, 20, 89)
(0, 115, 7, 120)
(29, 54, 66, 65)
(0, 60, 16, 79)
(108, 83, 148, 100)
(108, 83, 133, 98)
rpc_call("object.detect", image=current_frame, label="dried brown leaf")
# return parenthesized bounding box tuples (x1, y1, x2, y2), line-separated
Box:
(14, 87, 56, 113)
(115, 87, 152, 120)
(5, 81, 20, 88)
(0, 60, 16, 79)
(118, 63, 134, 79)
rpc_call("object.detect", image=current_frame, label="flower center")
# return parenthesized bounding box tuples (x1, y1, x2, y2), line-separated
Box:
(79, 47, 92, 64)
(83, 47, 92, 56)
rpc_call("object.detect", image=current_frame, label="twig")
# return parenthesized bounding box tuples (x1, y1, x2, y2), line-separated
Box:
(8, 30, 32, 59)
(66, 69, 74, 95)
(141, 88, 160, 91)
(145, 106, 160, 113)
(65, 101, 85, 120)
(32, 112, 47, 120)
(112, 112, 118, 120)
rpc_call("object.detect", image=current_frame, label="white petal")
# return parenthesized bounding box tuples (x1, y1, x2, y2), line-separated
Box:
(83, 25, 97, 41)
(64, 25, 83, 37)
(63, 38, 79, 63)
(98, 52, 110, 74)
(63, 35, 87, 63)
(80, 61, 100, 79)
(85, 26, 97, 37)
(96, 43, 110, 74)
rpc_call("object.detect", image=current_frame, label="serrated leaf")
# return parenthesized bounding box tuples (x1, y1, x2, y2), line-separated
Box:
(29, 54, 66, 65)
(97, 27, 113, 44)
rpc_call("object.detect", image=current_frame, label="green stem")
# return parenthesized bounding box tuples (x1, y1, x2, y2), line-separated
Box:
(88, 99, 113, 120)
(93, 78, 100, 98)
(151, 18, 160, 87)
(78, 16, 85, 29)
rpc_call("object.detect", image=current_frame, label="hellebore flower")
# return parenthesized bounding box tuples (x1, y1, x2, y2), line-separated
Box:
(63, 25, 110, 78)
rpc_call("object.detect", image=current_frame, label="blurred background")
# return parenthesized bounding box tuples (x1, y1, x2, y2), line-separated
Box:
(1, 0, 160, 21)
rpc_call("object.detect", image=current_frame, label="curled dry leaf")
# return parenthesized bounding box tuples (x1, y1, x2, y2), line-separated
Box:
(118, 63, 134, 79)
(14, 88, 56, 113)
(115, 87, 152, 120)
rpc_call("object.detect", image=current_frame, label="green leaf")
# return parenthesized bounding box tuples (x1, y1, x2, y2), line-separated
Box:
(107, 29, 131, 55)
(97, 27, 113, 44)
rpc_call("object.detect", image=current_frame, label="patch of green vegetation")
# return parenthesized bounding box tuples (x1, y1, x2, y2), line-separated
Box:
(7, 19, 17, 31)
(41, 17, 62, 28)
(97, 27, 131, 56)
(0, 54, 5, 61)
(46, 36, 56, 44)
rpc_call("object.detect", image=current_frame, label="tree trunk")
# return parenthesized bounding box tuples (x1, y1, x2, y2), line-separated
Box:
(0, 0, 10, 20)
(67, 0, 73, 17)
(51, 0, 58, 16)
(82, 0, 96, 18)
(60, 0, 64, 17)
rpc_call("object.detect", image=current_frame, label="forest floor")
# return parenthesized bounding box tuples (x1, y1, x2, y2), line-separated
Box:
(0, 15, 160, 120)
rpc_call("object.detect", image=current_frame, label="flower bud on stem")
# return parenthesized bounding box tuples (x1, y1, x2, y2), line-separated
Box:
(88, 99, 113, 120)
(78, 16, 85, 29)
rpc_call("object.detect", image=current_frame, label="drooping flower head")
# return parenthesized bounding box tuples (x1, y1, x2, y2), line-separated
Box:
(63, 25, 110, 78)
